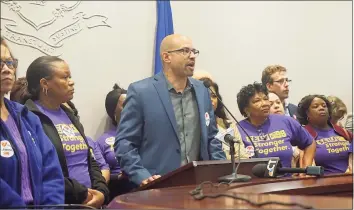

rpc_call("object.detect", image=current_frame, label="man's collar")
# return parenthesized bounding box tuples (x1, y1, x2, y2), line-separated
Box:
(165, 76, 174, 91)
(284, 100, 289, 108)
(163, 72, 192, 91)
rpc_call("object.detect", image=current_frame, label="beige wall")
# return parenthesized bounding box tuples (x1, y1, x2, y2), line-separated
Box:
(1, 1, 352, 139)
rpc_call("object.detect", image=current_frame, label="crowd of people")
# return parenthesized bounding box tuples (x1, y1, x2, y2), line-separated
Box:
(0, 33, 352, 208)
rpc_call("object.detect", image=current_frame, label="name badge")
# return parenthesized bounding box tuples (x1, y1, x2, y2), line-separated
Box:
(245, 146, 255, 157)
(1, 140, 14, 158)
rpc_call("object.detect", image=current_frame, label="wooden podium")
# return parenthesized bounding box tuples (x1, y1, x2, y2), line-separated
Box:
(109, 159, 353, 209)
(137, 157, 278, 191)
(108, 174, 353, 209)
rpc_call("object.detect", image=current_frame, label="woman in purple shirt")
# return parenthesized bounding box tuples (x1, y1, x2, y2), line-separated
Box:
(97, 84, 126, 176)
(96, 84, 131, 199)
(236, 82, 316, 174)
(23, 56, 109, 208)
(297, 95, 352, 174)
(62, 101, 111, 183)
(0, 37, 64, 207)
(11, 81, 112, 184)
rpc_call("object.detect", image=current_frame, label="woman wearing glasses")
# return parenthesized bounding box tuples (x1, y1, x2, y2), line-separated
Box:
(236, 82, 316, 174)
(0, 37, 64, 207)
(23, 56, 109, 208)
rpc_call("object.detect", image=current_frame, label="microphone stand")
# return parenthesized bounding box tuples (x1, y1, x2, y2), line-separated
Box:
(218, 135, 251, 182)
(202, 81, 253, 182)
(203, 81, 259, 158)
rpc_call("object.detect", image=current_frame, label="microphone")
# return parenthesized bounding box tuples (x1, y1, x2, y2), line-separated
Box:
(203, 80, 259, 158)
(252, 159, 324, 178)
(224, 134, 238, 144)
(215, 134, 235, 148)
(218, 134, 251, 183)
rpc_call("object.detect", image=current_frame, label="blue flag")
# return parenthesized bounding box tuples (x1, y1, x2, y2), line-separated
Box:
(154, 0, 174, 75)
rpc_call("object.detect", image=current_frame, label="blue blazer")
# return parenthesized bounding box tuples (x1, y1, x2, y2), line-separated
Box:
(115, 72, 226, 185)
(0, 99, 64, 207)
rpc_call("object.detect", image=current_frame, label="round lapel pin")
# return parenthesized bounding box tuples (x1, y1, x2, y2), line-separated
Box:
(205, 112, 210, 126)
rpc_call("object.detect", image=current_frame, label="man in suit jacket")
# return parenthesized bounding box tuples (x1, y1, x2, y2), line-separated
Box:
(115, 34, 226, 187)
(261, 65, 298, 119)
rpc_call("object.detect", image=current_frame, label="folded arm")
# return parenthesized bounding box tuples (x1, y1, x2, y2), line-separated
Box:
(89, 156, 110, 204)
(291, 120, 316, 168)
(0, 178, 26, 208)
(301, 140, 316, 168)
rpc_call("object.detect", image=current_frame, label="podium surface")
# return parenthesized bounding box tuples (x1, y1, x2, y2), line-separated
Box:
(137, 157, 278, 191)
(108, 174, 353, 209)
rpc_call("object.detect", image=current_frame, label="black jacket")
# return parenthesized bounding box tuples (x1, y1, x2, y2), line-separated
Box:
(287, 103, 298, 119)
(25, 99, 109, 204)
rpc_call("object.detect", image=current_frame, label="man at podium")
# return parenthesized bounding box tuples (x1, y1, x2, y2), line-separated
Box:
(115, 34, 226, 187)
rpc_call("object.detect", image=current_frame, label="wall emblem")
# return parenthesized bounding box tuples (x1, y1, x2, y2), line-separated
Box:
(1, 1, 111, 56)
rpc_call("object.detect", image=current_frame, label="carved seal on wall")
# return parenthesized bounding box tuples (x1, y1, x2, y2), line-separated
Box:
(1, 1, 111, 56)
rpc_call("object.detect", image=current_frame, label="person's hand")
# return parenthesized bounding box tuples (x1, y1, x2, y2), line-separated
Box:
(140, 175, 161, 186)
(298, 173, 306, 178)
(292, 173, 299, 177)
(118, 172, 128, 180)
(82, 190, 93, 204)
(86, 188, 105, 208)
(298, 173, 314, 178)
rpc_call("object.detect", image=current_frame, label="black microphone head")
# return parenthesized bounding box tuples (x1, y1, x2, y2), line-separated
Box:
(203, 80, 211, 88)
(306, 166, 324, 176)
(224, 134, 235, 143)
(252, 163, 267, 178)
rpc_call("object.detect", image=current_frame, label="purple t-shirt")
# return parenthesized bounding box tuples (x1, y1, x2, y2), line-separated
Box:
(238, 114, 314, 168)
(86, 136, 109, 170)
(4, 114, 34, 204)
(35, 102, 91, 188)
(96, 127, 121, 174)
(314, 128, 352, 174)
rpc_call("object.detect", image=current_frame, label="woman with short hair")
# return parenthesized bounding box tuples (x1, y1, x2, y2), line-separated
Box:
(236, 82, 316, 172)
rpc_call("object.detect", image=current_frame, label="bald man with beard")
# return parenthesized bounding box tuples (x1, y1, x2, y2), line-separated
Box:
(115, 34, 226, 187)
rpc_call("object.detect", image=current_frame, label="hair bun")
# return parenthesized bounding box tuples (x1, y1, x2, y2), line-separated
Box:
(113, 83, 121, 90)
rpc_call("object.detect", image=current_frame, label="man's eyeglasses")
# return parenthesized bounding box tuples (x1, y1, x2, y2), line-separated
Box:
(273, 78, 292, 85)
(167, 47, 200, 57)
(1, 59, 18, 70)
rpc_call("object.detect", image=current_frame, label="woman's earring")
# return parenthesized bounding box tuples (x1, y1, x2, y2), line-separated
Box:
(43, 88, 48, 96)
